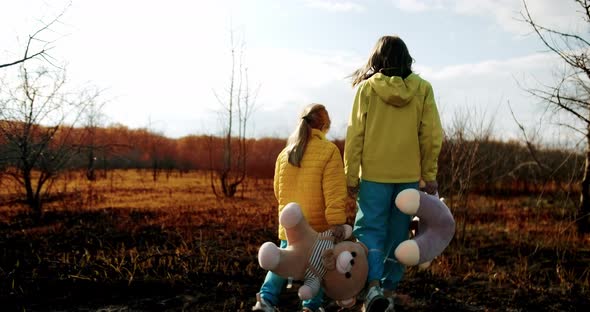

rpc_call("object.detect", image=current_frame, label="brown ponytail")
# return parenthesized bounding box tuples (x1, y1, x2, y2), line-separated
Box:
(286, 103, 331, 167)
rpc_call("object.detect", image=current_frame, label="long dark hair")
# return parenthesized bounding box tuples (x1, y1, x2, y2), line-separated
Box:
(350, 35, 414, 87)
(286, 103, 331, 167)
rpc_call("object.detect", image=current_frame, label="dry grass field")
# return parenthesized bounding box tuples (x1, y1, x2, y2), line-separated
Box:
(1, 169, 589, 311)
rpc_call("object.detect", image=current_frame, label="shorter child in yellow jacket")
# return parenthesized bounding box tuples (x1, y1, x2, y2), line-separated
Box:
(252, 103, 349, 312)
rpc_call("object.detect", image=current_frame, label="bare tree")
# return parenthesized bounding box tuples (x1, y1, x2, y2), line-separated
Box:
(81, 95, 107, 181)
(521, 0, 590, 234)
(0, 65, 94, 216)
(146, 122, 167, 183)
(0, 3, 70, 69)
(210, 29, 259, 198)
(438, 107, 495, 244)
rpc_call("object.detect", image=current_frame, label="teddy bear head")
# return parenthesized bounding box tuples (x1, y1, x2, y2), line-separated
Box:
(321, 239, 368, 308)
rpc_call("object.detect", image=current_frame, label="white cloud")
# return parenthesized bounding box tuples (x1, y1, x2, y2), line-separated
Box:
(416, 52, 558, 80)
(243, 47, 362, 137)
(245, 47, 573, 142)
(392, 0, 586, 35)
(395, 0, 443, 12)
(303, 0, 366, 12)
(414, 51, 575, 143)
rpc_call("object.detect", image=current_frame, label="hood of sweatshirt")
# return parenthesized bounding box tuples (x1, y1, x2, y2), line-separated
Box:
(367, 72, 421, 107)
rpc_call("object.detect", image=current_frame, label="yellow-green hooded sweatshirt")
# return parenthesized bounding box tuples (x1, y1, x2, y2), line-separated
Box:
(344, 73, 443, 187)
(274, 129, 347, 240)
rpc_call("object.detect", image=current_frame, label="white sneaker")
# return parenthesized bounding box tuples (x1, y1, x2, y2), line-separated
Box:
(252, 293, 276, 312)
(364, 286, 390, 312)
(384, 297, 395, 312)
(301, 307, 326, 312)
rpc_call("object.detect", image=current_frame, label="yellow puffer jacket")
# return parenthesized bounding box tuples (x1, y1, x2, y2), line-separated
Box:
(274, 129, 347, 240)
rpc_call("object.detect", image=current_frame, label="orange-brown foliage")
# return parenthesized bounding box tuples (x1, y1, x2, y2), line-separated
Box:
(0, 121, 584, 194)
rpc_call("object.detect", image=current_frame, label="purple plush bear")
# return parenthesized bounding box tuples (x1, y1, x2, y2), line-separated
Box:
(394, 189, 455, 267)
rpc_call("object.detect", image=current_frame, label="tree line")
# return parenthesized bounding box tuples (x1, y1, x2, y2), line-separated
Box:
(0, 121, 581, 191)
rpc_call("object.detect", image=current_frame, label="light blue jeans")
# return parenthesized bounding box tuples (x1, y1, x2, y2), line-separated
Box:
(353, 180, 419, 291)
(258, 240, 324, 309)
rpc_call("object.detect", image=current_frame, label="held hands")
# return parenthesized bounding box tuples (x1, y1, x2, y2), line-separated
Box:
(421, 180, 438, 195)
(331, 225, 348, 244)
(347, 186, 359, 199)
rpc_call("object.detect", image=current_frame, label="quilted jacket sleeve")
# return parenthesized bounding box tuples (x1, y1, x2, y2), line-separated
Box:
(273, 151, 282, 201)
(322, 146, 347, 225)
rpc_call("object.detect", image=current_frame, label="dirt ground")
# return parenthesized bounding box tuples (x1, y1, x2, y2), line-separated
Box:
(2, 268, 589, 311)
(1, 172, 589, 311)
(2, 210, 588, 312)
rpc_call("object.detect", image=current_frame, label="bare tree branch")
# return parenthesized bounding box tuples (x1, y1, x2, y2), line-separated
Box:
(508, 101, 552, 172)
(522, 82, 590, 125)
(554, 122, 586, 136)
(521, 0, 590, 77)
(0, 2, 70, 69)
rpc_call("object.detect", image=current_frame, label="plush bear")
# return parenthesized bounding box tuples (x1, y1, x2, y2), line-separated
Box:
(394, 189, 455, 267)
(258, 202, 368, 308)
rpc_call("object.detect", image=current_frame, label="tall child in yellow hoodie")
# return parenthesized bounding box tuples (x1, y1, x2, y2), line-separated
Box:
(252, 103, 349, 312)
(344, 35, 443, 312)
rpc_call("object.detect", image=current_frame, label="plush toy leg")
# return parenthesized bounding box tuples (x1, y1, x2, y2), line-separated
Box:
(299, 285, 313, 300)
(280, 202, 304, 229)
(299, 276, 321, 301)
(395, 188, 421, 215)
(394, 239, 420, 265)
(258, 242, 281, 270)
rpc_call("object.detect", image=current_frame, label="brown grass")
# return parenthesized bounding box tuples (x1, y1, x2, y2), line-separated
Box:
(0, 170, 589, 311)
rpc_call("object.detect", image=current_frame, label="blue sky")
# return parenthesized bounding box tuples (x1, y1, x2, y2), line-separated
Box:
(0, 0, 586, 145)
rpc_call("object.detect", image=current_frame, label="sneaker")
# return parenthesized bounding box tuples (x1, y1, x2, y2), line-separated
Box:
(364, 286, 390, 312)
(252, 293, 276, 312)
(384, 297, 395, 312)
(301, 307, 325, 312)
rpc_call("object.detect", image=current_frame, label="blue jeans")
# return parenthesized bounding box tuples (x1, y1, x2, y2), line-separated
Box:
(259, 240, 324, 309)
(353, 180, 419, 291)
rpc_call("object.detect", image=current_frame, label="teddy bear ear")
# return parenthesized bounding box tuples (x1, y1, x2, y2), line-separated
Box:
(321, 249, 336, 270)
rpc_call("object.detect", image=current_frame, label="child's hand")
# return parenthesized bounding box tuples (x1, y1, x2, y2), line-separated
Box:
(422, 180, 438, 195)
(331, 225, 347, 244)
(347, 186, 359, 199)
